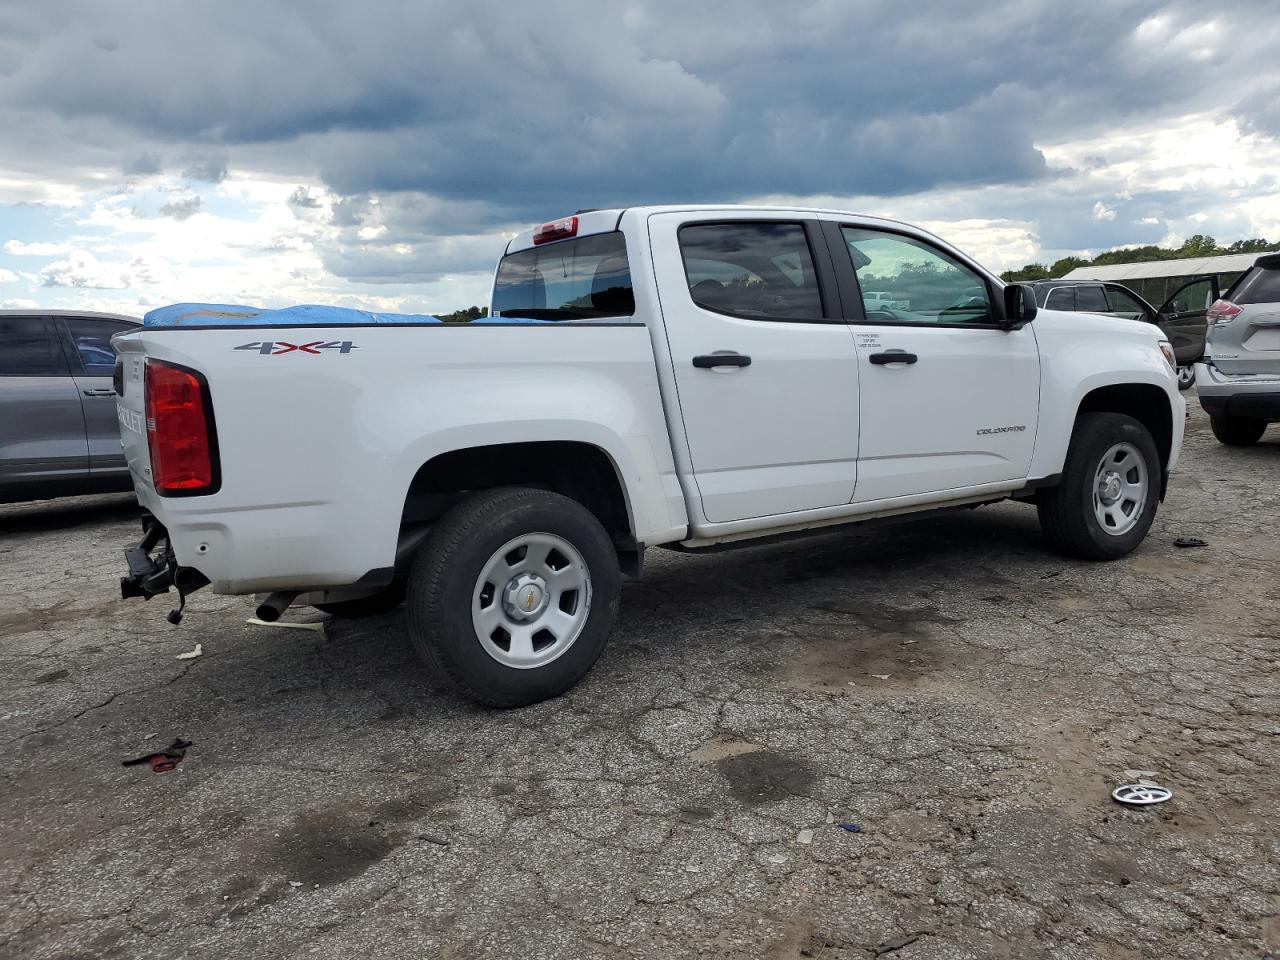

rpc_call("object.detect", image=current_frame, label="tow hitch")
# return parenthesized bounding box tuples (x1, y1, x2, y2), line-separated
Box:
(119, 513, 209, 624)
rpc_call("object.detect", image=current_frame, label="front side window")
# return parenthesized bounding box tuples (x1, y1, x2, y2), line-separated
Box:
(64, 317, 133, 374)
(840, 227, 993, 324)
(1075, 285, 1109, 313)
(0, 316, 63, 377)
(1105, 287, 1148, 319)
(678, 222, 823, 320)
(492, 231, 634, 320)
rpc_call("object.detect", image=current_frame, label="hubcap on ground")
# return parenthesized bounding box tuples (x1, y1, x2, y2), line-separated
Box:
(472, 532, 591, 669)
(1092, 442, 1148, 536)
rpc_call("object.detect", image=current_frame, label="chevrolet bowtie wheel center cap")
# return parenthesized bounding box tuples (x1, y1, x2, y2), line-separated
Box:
(1098, 472, 1123, 505)
(503, 574, 548, 621)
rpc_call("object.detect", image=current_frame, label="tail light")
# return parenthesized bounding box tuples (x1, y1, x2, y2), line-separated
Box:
(1207, 299, 1242, 324)
(144, 360, 220, 496)
(533, 216, 578, 245)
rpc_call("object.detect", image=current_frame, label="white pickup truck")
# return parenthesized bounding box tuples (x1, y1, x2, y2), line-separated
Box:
(115, 205, 1183, 706)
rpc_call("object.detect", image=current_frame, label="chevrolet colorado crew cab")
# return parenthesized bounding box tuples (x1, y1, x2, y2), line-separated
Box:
(115, 206, 1184, 707)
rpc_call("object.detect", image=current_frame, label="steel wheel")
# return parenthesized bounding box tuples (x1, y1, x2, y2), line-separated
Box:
(1092, 442, 1148, 536)
(472, 532, 592, 670)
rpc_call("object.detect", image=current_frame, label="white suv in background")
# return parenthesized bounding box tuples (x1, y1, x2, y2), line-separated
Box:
(1197, 254, 1280, 445)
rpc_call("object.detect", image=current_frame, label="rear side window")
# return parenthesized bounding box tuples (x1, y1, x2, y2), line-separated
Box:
(678, 222, 824, 320)
(1075, 285, 1109, 312)
(0, 316, 64, 377)
(492, 232, 634, 320)
(1045, 288, 1075, 310)
(1229, 264, 1280, 305)
(64, 317, 134, 374)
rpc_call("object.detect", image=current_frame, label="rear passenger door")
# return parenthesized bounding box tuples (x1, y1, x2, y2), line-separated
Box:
(0, 315, 88, 490)
(57, 316, 136, 475)
(648, 213, 860, 523)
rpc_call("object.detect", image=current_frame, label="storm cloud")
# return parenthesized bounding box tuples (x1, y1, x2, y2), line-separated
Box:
(0, 0, 1276, 303)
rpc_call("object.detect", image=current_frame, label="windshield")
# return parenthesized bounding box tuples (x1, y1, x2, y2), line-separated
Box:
(492, 232, 635, 320)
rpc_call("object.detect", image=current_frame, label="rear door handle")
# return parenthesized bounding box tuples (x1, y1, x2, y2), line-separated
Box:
(692, 353, 752, 369)
(83, 388, 116, 397)
(868, 351, 917, 365)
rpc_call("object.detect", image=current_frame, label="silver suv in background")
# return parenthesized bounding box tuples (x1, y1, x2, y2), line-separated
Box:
(0, 310, 139, 503)
(1196, 255, 1280, 445)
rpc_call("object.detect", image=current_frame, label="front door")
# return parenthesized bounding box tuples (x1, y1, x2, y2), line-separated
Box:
(648, 214, 860, 523)
(826, 223, 1040, 504)
(1156, 276, 1219, 364)
(0, 315, 88, 489)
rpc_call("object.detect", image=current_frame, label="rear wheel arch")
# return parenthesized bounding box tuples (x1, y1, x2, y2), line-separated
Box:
(399, 440, 639, 572)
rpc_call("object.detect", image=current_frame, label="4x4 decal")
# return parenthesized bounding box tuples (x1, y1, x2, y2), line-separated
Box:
(234, 340, 358, 355)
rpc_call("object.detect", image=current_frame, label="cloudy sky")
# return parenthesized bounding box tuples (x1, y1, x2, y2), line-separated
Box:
(1, 0, 1278, 317)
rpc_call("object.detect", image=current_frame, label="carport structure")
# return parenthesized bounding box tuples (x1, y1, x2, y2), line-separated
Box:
(1062, 251, 1264, 304)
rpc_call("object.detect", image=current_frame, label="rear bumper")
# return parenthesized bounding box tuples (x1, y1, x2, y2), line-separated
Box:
(1195, 362, 1280, 421)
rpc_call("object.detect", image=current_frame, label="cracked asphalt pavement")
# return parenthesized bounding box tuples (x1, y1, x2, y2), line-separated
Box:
(2, 400, 1278, 960)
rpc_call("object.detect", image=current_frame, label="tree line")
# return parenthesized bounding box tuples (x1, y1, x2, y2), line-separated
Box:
(1000, 235, 1280, 283)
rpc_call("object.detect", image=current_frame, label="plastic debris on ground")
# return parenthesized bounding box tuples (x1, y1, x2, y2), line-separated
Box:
(175, 643, 203, 660)
(122, 738, 192, 773)
(797, 828, 814, 844)
(1174, 536, 1208, 548)
(246, 618, 326, 632)
(837, 822, 862, 833)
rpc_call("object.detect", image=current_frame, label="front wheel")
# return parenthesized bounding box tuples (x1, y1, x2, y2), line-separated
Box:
(1037, 412, 1160, 560)
(1209, 413, 1266, 446)
(405, 487, 621, 708)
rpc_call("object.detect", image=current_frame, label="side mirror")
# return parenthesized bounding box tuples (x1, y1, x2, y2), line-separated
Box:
(1002, 283, 1038, 329)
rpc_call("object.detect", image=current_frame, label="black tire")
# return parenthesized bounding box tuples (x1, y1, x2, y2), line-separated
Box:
(313, 581, 405, 618)
(1037, 412, 1160, 560)
(405, 487, 621, 708)
(1209, 413, 1266, 446)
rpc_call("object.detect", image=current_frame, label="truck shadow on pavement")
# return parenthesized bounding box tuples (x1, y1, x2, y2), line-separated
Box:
(170, 503, 1055, 729)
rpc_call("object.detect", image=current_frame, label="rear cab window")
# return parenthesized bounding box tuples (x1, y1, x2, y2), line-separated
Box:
(492, 232, 634, 320)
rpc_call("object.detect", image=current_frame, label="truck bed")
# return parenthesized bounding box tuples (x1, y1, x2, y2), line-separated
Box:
(114, 321, 686, 593)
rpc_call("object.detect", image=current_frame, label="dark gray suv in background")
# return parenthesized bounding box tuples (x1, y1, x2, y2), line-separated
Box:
(1028, 278, 1218, 390)
(0, 310, 139, 503)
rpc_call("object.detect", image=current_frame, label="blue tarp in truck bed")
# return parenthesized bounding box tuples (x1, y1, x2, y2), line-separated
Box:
(142, 303, 549, 327)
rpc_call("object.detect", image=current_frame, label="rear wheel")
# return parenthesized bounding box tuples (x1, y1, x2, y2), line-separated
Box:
(1037, 412, 1160, 560)
(1176, 365, 1195, 391)
(405, 487, 621, 708)
(1209, 413, 1266, 446)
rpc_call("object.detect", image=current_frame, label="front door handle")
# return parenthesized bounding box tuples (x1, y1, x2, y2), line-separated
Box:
(83, 388, 116, 397)
(693, 353, 752, 369)
(868, 351, 918, 366)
